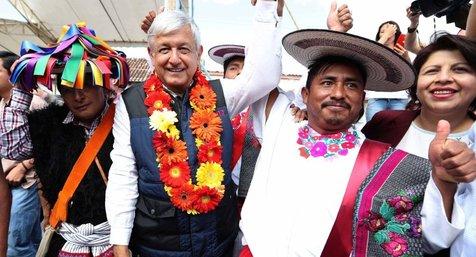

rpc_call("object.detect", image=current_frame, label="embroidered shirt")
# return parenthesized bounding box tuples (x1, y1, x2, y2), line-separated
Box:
(240, 90, 365, 256)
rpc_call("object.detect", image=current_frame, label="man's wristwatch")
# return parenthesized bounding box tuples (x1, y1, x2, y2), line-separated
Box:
(407, 27, 418, 33)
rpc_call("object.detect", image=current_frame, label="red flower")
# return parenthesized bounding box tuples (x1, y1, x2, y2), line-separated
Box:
(394, 213, 409, 222)
(152, 132, 169, 151)
(193, 187, 222, 213)
(144, 90, 172, 114)
(328, 132, 343, 139)
(299, 147, 310, 158)
(170, 184, 197, 211)
(362, 211, 386, 232)
(194, 69, 209, 86)
(198, 141, 223, 164)
(388, 196, 414, 214)
(160, 162, 191, 188)
(143, 74, 161, 93)
(328, 144, 340, 152)
(342, 141, 355, 149)
(381, 232, 409, 257)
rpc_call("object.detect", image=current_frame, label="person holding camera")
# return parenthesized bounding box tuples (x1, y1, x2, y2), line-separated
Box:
(404, 6, 426, 54)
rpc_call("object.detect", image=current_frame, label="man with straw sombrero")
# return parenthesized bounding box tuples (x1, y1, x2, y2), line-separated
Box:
(239, 29, 476, 257)
(1, 22, 129, 257)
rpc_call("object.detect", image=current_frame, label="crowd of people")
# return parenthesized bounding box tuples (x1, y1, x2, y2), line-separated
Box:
(0, 0, 475, 257)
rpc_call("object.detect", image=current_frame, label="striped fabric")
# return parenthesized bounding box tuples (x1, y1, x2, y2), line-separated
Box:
(57, 222, 113, 257)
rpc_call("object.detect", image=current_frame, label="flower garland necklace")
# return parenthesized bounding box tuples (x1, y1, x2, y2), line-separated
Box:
(144, 70, 225, 215)
(297, 124, 360, 159)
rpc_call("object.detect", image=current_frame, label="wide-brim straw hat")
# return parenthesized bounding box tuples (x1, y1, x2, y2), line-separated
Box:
(282, 29, 415, 92)
(208, 44, 245, 65)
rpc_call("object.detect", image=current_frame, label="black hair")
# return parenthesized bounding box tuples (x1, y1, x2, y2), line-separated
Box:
(305, 55, 367, 89)
(305, 55, 367, 121)
(375, 21, 401, 46)
(410, 33, 476, 115)
(0, 51, 19, 75)
(56, 65, 94, 92)
(223, 55, 245, 75)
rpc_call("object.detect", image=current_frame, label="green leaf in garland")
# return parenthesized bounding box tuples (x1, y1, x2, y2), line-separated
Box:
(373, 230, 390, 245)
(379, 201, 395, 221)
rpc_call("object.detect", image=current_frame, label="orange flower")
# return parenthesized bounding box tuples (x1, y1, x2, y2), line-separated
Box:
(170, 183, 197, 211)
(158, 139, 188, 165)
(190, 84, 216, 110)
(160, 162, 191, 188)
(197, 141, 222, 164)
(193, 187, 223, 214)
(190, 109, 223, 142)
(145, 90, 172, 114)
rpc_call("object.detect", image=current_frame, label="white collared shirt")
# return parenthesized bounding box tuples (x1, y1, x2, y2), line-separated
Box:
(106, 1, 282, 245)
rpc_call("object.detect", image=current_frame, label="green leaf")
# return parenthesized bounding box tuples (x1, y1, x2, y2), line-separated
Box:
(387, 222, 410, 235)
(411, 195, 423, 204)
(379, 201, 395, 221)
(374, 230, 390, 244)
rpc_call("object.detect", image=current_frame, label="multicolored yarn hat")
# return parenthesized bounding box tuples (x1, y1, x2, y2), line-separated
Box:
(10, 22, 129, 91)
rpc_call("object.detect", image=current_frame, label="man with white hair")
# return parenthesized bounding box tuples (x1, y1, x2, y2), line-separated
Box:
(105, 1, 283, 256)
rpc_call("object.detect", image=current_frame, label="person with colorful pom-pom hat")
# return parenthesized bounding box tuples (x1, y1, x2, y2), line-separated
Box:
(0, 22, 129, 257)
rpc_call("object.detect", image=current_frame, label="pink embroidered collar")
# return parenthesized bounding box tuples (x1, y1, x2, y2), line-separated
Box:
(297, 125, 361, 159)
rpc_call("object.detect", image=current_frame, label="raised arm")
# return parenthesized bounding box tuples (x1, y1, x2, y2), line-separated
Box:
(404, 7, 425, 54)
(466, 3, 476, 39)
(221, 0, 283, 117)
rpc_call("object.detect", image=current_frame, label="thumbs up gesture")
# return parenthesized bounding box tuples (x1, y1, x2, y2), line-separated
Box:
(429, 120, 476, 184)
(326, 1, 353, 32)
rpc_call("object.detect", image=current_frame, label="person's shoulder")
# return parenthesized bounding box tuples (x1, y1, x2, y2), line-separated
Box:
(373, 109, 414, 121)
(28, 104, 68, 128)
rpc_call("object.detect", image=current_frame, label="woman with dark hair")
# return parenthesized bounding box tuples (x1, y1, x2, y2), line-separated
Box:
(365, 21, 411, 121)
(363, 33, 475, 156)
(363, 33, 476, 257)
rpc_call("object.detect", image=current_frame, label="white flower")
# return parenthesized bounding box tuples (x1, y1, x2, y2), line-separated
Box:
(149, 109, 178, 132)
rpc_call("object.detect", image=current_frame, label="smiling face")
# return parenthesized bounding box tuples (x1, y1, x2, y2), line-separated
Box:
(416, 49, 476, 115)
(149, 25, 203, 94)
(302, 63, 366, 134)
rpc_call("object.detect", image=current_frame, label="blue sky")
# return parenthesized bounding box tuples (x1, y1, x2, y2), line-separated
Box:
(1, 0, 460, 74)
